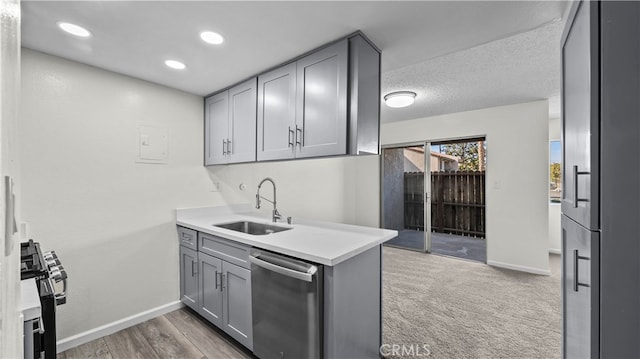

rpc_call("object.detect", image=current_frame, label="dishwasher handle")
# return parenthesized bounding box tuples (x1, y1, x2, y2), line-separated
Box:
(249, 254, 317, 282)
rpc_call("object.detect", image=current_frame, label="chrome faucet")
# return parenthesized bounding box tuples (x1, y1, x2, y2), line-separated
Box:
(256, 177, 281, 223)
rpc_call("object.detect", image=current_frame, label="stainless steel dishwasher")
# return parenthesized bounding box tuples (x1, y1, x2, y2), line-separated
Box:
(250, 249, 323, 359)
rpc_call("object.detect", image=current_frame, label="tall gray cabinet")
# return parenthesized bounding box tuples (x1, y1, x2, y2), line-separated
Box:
(561, 1, 640, 357)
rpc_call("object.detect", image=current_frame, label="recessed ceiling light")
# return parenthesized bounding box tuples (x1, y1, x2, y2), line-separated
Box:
(200, 31, 224, 45)
(165, 60, 186, 70)
(384, 91, 417, 108)
(57, 22, 91, 38)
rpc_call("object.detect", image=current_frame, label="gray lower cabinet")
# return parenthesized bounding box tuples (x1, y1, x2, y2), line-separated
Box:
(198, 252, 253, 350)
(179, 229, 253, 351)
(198, 252, 223, 327)
(562, 216, 599, 359)
(222, 260, 252, 350)
(179, 245, 199, 311)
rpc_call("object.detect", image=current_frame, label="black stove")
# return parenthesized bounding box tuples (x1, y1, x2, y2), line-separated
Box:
(21, 239, 67, 359)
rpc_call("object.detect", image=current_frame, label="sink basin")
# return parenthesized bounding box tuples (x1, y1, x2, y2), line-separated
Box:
(214, 221, 291, 235)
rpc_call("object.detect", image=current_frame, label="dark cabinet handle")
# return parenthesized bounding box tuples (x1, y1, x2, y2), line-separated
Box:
(573, 249, 590, 292)
(191, 260, 198, 277)
(215, 271, 220, 290)
(573, 165, 590, 208)
(288, 127, 294, 148)
(295, 126, 303, 147)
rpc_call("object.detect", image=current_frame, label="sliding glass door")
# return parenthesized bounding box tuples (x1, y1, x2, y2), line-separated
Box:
(381, 143, 431, 252)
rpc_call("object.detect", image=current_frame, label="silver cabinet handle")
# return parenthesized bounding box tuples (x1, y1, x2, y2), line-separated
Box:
(227, 139, 232, 155)
(191, 261, 197, 277)
(295, 125, 303, 147)
(574, 249, 590, 292)
(572, 165, 590, 208)
(249, 254, 316, 282)
(222, 139, 227, 155)
(288, 127, 294, 148)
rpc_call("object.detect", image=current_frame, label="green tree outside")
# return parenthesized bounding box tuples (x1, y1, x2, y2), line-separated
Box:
(442, 142, 487, 171)
(550, 162, 561, 186)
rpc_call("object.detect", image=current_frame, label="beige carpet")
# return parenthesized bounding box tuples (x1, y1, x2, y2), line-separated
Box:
(382, 247, 561, 359)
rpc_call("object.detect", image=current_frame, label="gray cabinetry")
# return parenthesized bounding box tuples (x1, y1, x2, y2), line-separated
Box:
(222, 261, 252, 350)
(562, 216, 599, 359)
(295, 40, 348, 158)
(179, 245, 198, 311)
(561, 1, 640, 358)
(205, 78, 257, 165)
(204, 92, 228, 165)
(561, 0, 599, 231)
(257, 63, 297, 161)
(257, 34, 379, 161)
(198, 252, 223, 327)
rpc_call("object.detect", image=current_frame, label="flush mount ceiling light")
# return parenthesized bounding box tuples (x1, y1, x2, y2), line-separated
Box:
(384, 91, 417, 108)
(200, 31, 224, 45)
(164, 60, 186, 70)
(57, 21, 91, 38)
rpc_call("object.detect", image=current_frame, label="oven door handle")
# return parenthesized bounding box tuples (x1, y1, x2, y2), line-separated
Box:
(249, 254, 316, 282)
(33, 316, 44, 334)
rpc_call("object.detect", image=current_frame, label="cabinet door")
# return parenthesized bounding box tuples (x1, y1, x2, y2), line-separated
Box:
(179, 246, 198, 311)
(204, 91, 229, 165)
(296, 39, 348, 158)
(562, 215, 599, 359)
(228, 78, 257, 164)
(198, 253, 224, 328)
(223, 262, 253, 350)
(561, 0, 599, 230)
(257, 63, 297, 161)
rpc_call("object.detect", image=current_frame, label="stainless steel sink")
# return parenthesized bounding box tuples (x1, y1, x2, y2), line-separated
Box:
(214, 221, 291, 235)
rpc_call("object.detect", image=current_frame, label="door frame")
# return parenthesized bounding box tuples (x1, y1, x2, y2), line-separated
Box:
(379, 141, 431, 253)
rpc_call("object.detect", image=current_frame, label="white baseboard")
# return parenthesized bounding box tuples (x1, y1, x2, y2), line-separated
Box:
(487, 260, 551, 276)
(549, 248, 561, 255)
(57, 301, 184, 353)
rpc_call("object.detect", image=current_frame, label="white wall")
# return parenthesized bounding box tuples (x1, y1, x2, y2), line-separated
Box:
(207, 154, 380, 228)
(381, 101, 550, 274)
(19, 49, 220, 341)
(1, 0, 23, 357)
(549, 117, 561, 253)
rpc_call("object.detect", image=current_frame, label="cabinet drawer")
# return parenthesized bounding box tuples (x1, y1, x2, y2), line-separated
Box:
(177, 226, 197, 250)
(199, 233, 251, 269)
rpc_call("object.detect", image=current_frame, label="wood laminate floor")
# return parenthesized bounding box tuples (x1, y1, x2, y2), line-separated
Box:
(57, 308, 252, 359)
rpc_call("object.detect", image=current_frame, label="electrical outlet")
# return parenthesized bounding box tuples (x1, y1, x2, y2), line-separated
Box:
(211, 182, 221, 192)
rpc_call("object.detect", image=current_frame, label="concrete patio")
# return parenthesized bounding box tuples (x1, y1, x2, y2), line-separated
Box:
(385, 230, 486, 263)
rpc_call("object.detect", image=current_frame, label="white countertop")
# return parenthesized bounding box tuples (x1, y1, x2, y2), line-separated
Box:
(21, 278, 42, 322)
(176, 205, 397, 266)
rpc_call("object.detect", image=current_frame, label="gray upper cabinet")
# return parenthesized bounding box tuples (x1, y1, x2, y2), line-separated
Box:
(295, 40, 348, 158)
(204, 92, 228, 165)
(561, 0, 599, 231)
(257, 35, 379, 161)
(205, 78, 257, 165)
(257, 63, 297, 161)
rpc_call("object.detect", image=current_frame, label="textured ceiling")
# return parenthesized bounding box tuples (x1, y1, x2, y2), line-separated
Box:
(381, 21, 563, 122)
(21, 1, 569, 123)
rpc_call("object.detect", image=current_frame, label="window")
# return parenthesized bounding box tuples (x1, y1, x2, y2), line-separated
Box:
(550, 140, 562, 203)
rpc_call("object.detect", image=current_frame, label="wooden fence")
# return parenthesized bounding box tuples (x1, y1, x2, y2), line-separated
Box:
(404, 171, 485, 238)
